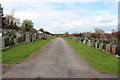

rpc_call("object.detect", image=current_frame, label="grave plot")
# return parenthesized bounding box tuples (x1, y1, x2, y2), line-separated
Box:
(67, 36, 119, 56)
(2, 29, 53, 50)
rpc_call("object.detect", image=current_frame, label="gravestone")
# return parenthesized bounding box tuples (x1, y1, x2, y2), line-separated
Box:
(112, 45, 117, 55)
(34, 34, 37, 40)
(16, 32, 21, 43)
(83, 39, 86, 44)
(29, 34, 32, 42)
(102, 40, 107, 51)
(79, 37, 81, 42)
(110, 41, 114, 53)
(99, 42, 103, 50)
(95, 41, 98, 49)
(97, 41, 100, 49)
(86, 39, 88, 44)
(25, 33, 30, 42)
(9, 36, 14, 46)
(23, 34, 26, 42)
(88, 39, 91, 46)
(117, 43, 120, 56)
(106, 44, 110, 53)
(2, 37, 4, 48)
(92, 39, 96, 47)
(4, 36, 9, 47)
(81, 38, 83, 42)
(91, 39, 95, 47)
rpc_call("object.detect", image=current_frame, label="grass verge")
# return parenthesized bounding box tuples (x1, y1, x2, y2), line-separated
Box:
(64, 38, 119, 74)
(2, 38, 56, 64)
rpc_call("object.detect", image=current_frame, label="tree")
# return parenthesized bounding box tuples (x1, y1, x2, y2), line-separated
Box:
(94, 28, 104, 34)
(64, 32, 69, 36)
(91, 33, 97, 38)
(22, 19, 33, 31)
(44, 31, 50, 35)
(13, 22, 19, 30)
(82, 32, 92, 38)
(78, 33, 83, 37)
(2, 9, 20, 30)
(30, 28, 38, 33)
(39, 28, 44, 33)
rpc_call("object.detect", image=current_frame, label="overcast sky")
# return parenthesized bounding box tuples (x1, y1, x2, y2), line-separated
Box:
(0, 0, 119, 33)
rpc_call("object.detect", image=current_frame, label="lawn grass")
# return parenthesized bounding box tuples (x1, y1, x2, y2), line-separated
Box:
(64, 38, 119, 74)
(2, 38, 55, 64)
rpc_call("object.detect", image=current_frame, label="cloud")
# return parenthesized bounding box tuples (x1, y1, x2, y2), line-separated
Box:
(1, 1, 118, 33)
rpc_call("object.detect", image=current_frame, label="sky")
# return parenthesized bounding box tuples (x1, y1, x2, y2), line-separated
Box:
(0, 0, 119, 34)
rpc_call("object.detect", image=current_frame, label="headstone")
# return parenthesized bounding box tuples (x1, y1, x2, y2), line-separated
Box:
(91, 39, 94, 47)
(117, 43, 120, 56)
(86, 39, 88, 44)
(106, 44, 110, 53)
(97, 41, 100, 49)
(110, 41, 114, 53)
(83, 39, 86, 44)
(2, 37, 4, 48)
(88, 39, 91, 46)
(25, 33, 30, 42)
(79, 37, 81, 42)
(99, 42, 103, 50)
(10, 36, 14, 46)
(102, 40, 106, 51)
(16, 33, 21, 43)
(4, 36, 10, 47)
(95, 41, 98, 49)
(29, 34, 32, 42)
(112, 45, 117, 55)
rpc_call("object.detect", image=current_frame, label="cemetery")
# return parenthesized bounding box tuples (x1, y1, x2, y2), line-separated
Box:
(2, 29, 53, 50)
(1, 5, 55, 64)
(1, 3, 120, 78)
(1, 29, 55, 64)
(67, 35, 119, 57)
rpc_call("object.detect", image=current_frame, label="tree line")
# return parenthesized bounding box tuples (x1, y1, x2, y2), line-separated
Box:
(63, 28, 118, 39)
(2, 9, 51, 35)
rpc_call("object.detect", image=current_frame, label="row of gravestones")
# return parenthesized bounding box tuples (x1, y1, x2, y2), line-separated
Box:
(2, 29, 53, 50)
(67, 36, 119, 56)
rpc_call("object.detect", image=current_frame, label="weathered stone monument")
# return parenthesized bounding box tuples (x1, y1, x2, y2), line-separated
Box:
(83, 38, 87, 44)
(95, 41, 98, 49)
(106, 44, 111, 53)
(88, 39, 91, 46)
(25, 33, 30, 42)
(112, 45, 117, 55)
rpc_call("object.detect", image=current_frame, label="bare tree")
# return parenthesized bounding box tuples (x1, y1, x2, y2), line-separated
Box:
(94, 28, 104, 34)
